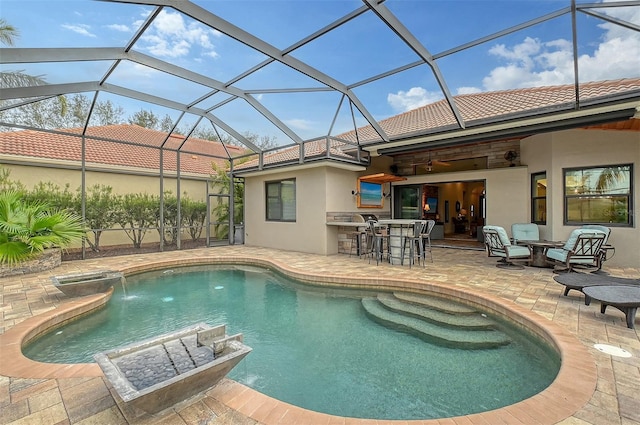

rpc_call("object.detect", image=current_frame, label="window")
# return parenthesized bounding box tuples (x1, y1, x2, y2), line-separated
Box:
(266, 179, 296, 221)
(531, 172, 547, 224)
(564, 164, 632, 226)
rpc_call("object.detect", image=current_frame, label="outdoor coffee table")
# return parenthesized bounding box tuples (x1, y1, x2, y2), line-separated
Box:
(582, 285, 640, 329)
(520, 240, 564, 267)
(553, 273, 640, 300)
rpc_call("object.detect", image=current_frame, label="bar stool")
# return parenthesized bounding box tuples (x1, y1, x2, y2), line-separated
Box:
(366, 220, 388, 265)
(348, 227, 367, 258)
(401, 220, 426, 268)
(420, 219, 436, 263)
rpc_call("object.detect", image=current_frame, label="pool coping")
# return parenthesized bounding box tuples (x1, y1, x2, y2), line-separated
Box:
(0, 255, 597, 424)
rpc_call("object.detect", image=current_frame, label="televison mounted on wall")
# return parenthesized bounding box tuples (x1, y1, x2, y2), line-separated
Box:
(354, 173, 408, 209)
(357, 180, 383, 208)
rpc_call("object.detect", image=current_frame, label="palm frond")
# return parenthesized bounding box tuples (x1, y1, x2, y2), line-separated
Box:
(0, 241, 32, 265)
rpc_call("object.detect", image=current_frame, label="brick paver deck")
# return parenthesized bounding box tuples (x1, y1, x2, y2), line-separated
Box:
(1, 246, 638, 424)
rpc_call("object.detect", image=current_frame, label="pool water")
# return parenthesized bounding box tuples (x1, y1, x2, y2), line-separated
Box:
(24, 265, 560, 420)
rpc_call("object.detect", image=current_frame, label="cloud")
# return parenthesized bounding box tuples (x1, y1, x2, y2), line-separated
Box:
(61, 23, 96, 38)
(106, 24, 131, 33)
(285, 118, 314, 131)
(457, 87, 482, 95)
(387, 87, 443, 112)
(480, 5, 640, 91)
(138, 10, 221, 59)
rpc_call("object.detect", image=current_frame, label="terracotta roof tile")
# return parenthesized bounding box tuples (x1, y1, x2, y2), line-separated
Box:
(342, 78, 640, 143)
(238, 78, 640, 169)
(237, 78, 640, 169)
(0, 124, 246, 176)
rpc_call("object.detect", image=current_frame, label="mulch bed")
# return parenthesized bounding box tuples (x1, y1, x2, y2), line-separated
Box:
(62, 239, 209, 261)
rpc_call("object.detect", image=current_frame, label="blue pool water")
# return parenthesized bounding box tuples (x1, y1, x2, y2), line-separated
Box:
(24, 265, 560, 420)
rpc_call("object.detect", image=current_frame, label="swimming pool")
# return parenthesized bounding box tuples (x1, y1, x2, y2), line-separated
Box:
(24, 265, 560, 420)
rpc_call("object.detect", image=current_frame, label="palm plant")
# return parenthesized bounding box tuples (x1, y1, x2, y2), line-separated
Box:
(0, 191, 85, 265)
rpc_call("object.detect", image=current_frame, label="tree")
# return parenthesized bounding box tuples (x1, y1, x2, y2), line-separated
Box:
(128, 109, 159, 129)
(0, 18, 18, 46)
(159, 114, 175, 132)
(115, 193, 156, 248)
(81, 185, 120, 252)
(92, 99, 125, 126)
(155, 191, 180, 245)
(0, 19, 66, 129)
(0, 191, 85, 265)
(182, 196, 207, 241)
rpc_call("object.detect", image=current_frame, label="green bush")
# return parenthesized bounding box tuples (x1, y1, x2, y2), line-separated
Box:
(116, 193, 156, 248)
(0, 190, 85, 265)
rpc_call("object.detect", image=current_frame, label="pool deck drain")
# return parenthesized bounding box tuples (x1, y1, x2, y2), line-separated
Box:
(1, 246, 639, 424)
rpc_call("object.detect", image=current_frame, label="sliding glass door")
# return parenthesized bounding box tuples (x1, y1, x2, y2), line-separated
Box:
(394, 185, 422, 219)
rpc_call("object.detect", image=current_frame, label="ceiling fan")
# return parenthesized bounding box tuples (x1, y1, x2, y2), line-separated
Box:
(412, 153, 451, 172)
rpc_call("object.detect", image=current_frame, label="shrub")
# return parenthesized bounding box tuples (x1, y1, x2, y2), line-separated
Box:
(0, 190, 85, 265)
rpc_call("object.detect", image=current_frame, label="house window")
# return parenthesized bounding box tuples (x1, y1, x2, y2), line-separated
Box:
(564, 164, 632, 226)
(266, 179, 296, 221)
(531, 172, 547, 224)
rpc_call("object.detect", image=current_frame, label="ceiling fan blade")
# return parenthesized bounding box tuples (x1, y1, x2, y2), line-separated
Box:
(432, 159, 451, 166)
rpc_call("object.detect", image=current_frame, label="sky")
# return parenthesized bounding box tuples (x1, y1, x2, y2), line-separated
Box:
(1, 0, 639, 146)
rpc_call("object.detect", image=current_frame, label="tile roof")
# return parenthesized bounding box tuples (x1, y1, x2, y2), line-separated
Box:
(0, 124, 246, 176)
(343, 78, 640, 143)
(236, 78, 640, 170)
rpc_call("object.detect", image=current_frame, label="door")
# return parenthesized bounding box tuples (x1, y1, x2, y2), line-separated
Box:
(207, 193, 230, 246)
(206, 175, 245, 246)
(394, 185, 422, 219)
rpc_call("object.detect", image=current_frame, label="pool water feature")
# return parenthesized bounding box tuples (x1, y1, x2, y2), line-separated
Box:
(24, 265, 560, 420)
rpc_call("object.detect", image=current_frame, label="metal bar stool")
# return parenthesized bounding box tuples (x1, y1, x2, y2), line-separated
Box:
(401, 220, 426, 268)
(348, 227, 367, 258)
(366, 220, 388, 265)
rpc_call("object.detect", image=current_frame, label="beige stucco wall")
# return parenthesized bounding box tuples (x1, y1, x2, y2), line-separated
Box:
(521, 128, 640, 267)
(244, 163, 529, 256)
(3, 160, 208, 198)
(244, 165, 334, 254)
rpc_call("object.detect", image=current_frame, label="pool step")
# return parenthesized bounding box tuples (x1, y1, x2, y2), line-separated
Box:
(393, 292, 478, 315)
(377, 294, 494, 330)
(361, 297, 511, 349)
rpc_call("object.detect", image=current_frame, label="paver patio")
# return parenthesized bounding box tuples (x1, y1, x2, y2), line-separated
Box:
(0, 246, 638, 424)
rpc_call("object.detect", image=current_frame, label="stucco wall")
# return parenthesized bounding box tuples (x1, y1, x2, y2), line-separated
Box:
(3, 161, 208, 197)
(244, 166, 334, 254)
(521, 128, 640, 267)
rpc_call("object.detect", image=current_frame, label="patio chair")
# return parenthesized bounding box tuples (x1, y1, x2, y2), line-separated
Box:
(511, 223, 539, 245)
(482, 225, 532, 269)
(545, 229, 607, 272)
(581, 225, 615, 269)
